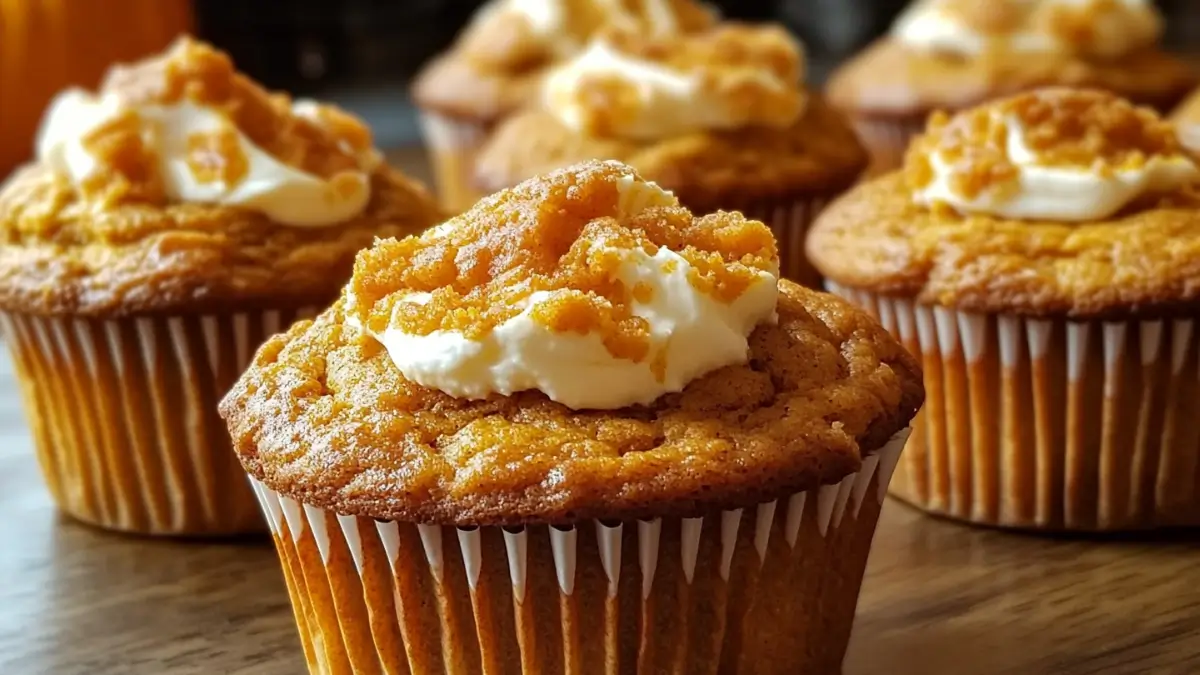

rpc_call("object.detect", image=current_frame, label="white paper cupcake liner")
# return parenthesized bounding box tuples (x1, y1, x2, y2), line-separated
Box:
(851, 117, 926, 177)
(249, 428, 909, 674)
(828, 282, 1200, 531)
(418, 111, 489, 214)
(739, 195, 829, 289)
(0, 307, 319, 535)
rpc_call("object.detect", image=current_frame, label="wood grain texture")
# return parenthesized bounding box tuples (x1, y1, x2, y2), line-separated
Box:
(0, 149, 1198, 674)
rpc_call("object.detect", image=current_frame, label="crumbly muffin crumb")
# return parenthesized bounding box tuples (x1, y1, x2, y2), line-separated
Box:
(905, 88, 1188, 199)
(350, 160, 778, 364)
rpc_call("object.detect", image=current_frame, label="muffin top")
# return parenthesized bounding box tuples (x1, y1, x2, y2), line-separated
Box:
(827, 0, 1196, 119)
(0, 38, 441, 317)
(221, 160, 923, 525)
(474, 24, 866, 210)
(412, 0, 717, 124)
(808, 88, 1200, 319)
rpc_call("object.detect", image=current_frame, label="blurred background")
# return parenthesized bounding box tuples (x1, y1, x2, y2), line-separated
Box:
(2, 0, 1200, 172)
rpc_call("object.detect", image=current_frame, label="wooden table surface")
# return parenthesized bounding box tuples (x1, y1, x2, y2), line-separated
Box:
(0, 351, 1198, 674)
(2, 151, 1200, 675)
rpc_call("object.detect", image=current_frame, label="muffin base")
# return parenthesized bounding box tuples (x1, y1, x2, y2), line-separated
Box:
(849, 116, 926, 177)
(249, 430, 908, 674)
(1, 307, 318, 536)
(737, 195, 830, 289)
(828, 282, 1200, 531)
(419, 112, 489, 214)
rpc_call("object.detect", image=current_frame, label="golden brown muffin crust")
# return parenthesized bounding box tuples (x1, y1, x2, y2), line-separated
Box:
(826, 40, 1196, 120)
(0, 39, 444, 317)
(410, 54, 545, 125)
(0, 163, 441, 317)
(807, 172, 1200, 319)
(220, 281, 923, 526)
(474, 96, 867, 212)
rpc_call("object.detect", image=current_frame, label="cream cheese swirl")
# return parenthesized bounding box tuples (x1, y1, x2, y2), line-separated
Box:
(543, 24, 805, 140)
(907, 89, 1198, 222)
(347, 160, 780, 410)
(37, 91, 375, 227)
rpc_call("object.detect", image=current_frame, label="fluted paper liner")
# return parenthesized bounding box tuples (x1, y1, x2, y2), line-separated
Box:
(738, 196, 829, 289)
(850, 117, 925, 177)
(250, 429, 909, 674)
(828, 282, 1200, 531)
(0, 307, 318, 535)
(419, 111, 489, 214)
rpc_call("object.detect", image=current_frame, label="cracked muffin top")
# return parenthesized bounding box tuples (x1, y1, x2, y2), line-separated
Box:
(220, 160, 923, 525)
(0, 37, 441, 317)
(808, 88, 1200, 319)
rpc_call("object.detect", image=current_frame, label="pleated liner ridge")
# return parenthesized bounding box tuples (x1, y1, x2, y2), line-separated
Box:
(0, 307, 319, 535)
(249, 429, 909, 675)
(418, 111, 490, 214)
(828, 282, 1200, 531)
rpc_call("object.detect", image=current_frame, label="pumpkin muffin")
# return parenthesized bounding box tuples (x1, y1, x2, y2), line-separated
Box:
(412, 0, 716, 213)
(474, 24, 867, 288)
(827, 0, 1197, 173)
(221, 160, 923, 674)
(0, 37, 441, 536)
(809, 88, 1200, 531)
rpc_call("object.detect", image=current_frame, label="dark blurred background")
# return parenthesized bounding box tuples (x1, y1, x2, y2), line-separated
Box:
(189, 0, 1200, 149)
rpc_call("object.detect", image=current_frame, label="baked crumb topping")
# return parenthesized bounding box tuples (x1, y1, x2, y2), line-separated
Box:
(348, 160, 778, 363)
(186, 128, 249, 186)
(76, 37, 373, 202)
(78, 110, 166, 204)
(905, 89, 1188, 200)
(557, 24, 806, 136)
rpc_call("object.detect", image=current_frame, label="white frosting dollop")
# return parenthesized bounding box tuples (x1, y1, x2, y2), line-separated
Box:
(355, 171, 779, 410)
(914, 113, 1199, 221)
(543, 32, 801, 140)
(891, 0, 1161, 59)
(36, 89, 373, 227)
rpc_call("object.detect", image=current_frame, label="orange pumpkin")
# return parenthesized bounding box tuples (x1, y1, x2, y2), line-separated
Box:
(0, 0, 192, 177)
